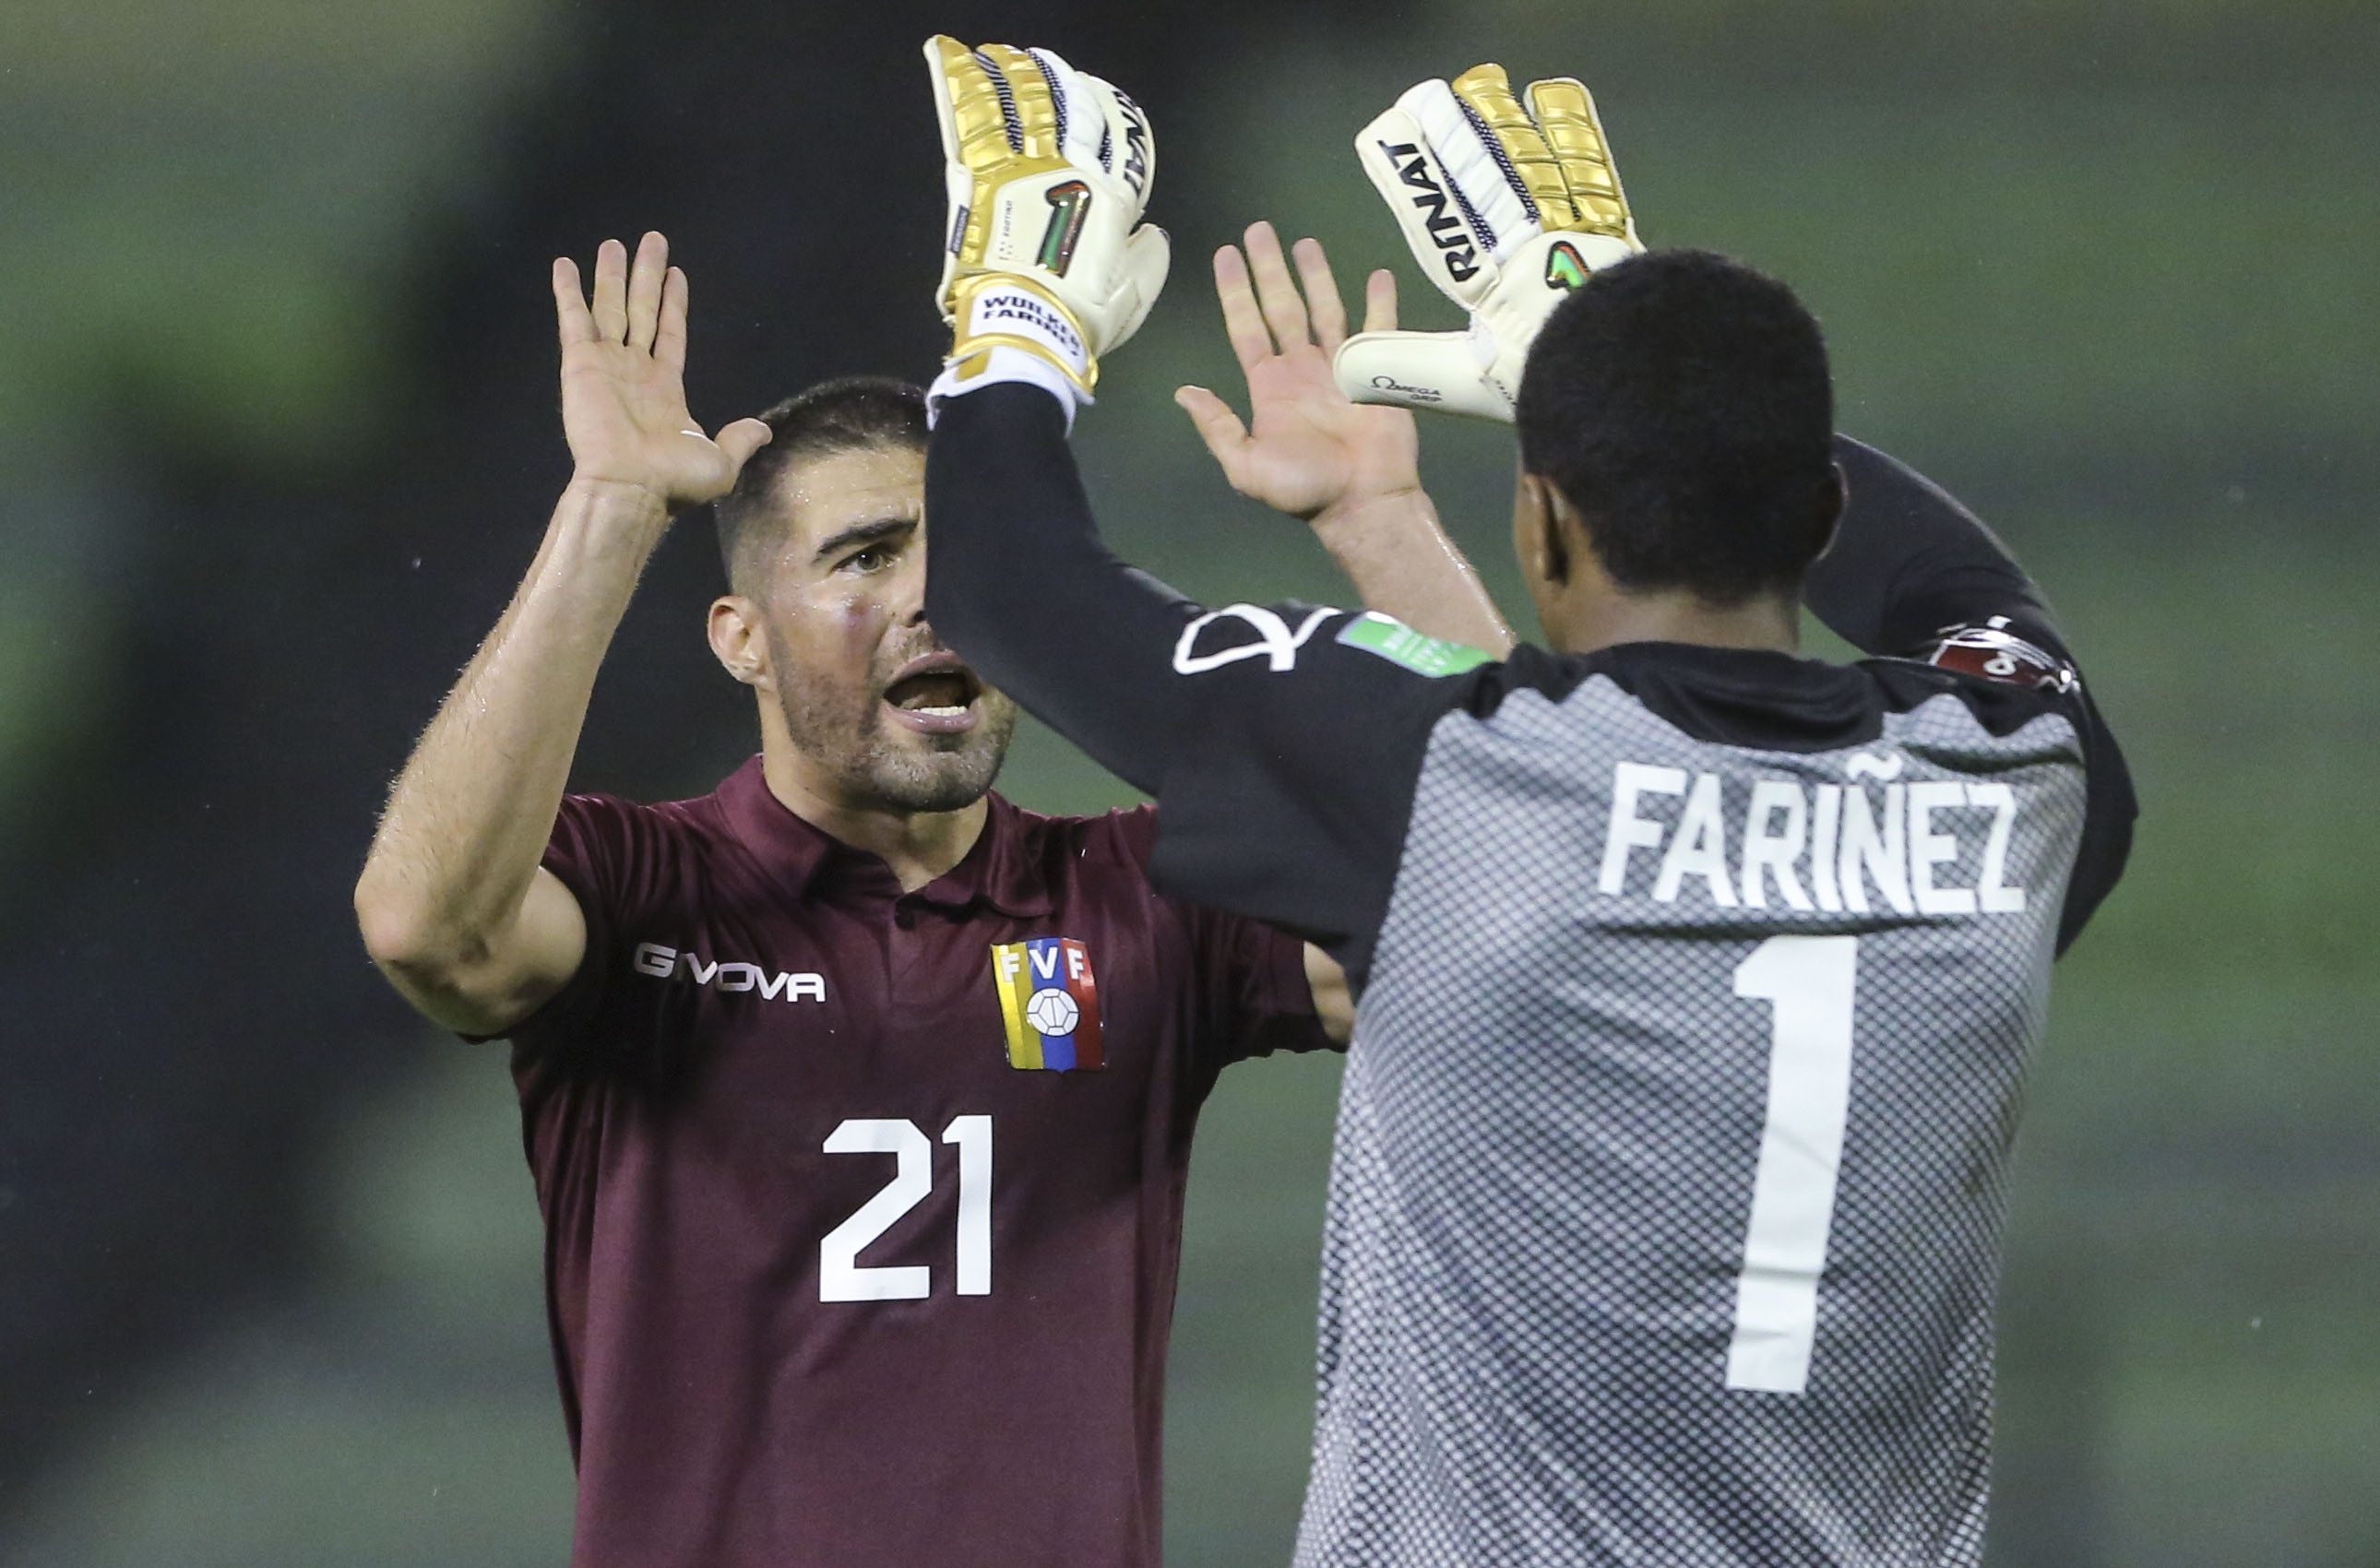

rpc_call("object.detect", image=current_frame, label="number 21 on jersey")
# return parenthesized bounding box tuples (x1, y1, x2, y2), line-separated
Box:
(818, 1115, 992, 1302)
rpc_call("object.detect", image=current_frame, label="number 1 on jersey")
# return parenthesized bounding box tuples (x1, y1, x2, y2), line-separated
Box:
(1726, 935, 1858, 1395)
(943, 1114, 992, 1296)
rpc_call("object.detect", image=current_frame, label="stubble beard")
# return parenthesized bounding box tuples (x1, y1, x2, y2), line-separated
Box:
(772, 659, 1018, 816)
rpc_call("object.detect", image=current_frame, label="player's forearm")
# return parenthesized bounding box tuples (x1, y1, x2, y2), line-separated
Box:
(925, 386, 1199, 796)
(1808, 438, 2059, 658)
(1309, 488, 1515, 654)
(355, 479, 661, 968)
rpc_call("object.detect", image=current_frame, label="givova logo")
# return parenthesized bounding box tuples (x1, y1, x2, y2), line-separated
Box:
(632, 942, 827, 1003)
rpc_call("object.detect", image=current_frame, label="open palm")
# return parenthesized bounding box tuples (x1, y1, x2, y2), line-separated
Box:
(1177, 223, 1421, 522)
(553, 232, 770, 510)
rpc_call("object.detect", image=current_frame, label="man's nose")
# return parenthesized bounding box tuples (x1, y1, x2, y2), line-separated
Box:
(893, 542, 930, 626)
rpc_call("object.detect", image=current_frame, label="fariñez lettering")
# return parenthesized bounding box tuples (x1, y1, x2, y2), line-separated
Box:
(1593, 762, 2029, 917)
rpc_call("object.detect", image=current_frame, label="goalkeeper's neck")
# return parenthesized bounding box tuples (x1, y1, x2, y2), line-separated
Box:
(1549, 583, 1804, 659)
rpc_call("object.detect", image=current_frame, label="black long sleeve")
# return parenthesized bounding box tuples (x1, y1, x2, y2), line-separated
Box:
(925, 384, 1203, 797)
(925, 382, 1476, 972)
(1815, 436, 2134, 951)
(1812, 437, 2057, 657)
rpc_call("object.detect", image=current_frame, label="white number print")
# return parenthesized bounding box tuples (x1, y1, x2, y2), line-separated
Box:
(818, 1116, 994, 1303)
(1725, 935, 1859, 1395)
(943, 1115, 992, 1296)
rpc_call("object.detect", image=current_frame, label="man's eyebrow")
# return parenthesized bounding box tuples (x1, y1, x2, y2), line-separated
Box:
(811, 516, 917, 564)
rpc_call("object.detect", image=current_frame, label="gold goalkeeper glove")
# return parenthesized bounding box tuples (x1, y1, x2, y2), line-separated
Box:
(925, 37, 1170, 404)
(1334, 65, 1640, 422)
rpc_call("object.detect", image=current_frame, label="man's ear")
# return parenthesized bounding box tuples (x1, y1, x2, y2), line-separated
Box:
(1514, 471, 1573, 588)
(708, 596, 769, 687)
(1807, 460, 1849, 564)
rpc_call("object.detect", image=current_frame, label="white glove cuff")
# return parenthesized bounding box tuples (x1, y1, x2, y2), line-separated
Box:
(928, 347, 1087, 431)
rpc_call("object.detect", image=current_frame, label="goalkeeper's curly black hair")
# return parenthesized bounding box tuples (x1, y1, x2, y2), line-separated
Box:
(1516, 249, 1838, 606)
(713, 376, 929, 591)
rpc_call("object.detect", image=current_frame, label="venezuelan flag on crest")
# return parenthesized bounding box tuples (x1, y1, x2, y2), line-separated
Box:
(989, 936, 1104, 1071)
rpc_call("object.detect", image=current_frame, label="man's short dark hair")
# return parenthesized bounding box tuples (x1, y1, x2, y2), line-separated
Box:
(713, 376, 929, 589)
(1515, 250, 1837, 604)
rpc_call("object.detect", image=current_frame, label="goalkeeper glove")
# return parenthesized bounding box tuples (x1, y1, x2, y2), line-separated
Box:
(924, 37, 1170, 408)
(1333, 64, 1640, 422)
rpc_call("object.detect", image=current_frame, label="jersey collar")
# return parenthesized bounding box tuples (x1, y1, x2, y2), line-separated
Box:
(904, 794, 1055, 918)
(716, 758, 1053, 918)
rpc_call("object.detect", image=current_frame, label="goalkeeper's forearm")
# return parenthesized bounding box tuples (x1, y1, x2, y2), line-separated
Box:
(1809, 437, 2063, 659)
(925, 384, 1203, 795)
(1815, 438, 2135, 957)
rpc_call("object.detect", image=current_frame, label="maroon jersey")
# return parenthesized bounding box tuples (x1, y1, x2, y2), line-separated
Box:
(506, 756, 1331, 1568)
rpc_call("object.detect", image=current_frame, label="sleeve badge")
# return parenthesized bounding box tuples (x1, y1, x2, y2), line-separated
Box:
(1924, 617, 2077, 695)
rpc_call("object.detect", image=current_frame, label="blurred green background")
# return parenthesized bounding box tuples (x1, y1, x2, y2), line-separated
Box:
(1, 1, 2374, 1564)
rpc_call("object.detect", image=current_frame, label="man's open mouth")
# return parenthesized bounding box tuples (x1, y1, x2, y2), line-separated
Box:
(882, 655, 983, 731)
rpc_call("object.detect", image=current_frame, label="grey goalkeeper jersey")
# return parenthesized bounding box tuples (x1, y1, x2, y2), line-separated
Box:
(922, 385, 2136, 1568)
(1296, 657, 2090, 1566)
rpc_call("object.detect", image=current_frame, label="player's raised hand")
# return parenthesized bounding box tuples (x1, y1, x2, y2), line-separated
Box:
(925, 38, 1167, 401)
(1337, 65, 1640, 422)
(1175, 222, 1421, 523)
(552, 232, 771, 511)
